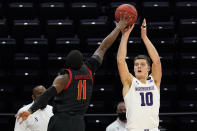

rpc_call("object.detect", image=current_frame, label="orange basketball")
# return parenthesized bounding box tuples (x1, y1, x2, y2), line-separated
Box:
(115, 4, 138, 26)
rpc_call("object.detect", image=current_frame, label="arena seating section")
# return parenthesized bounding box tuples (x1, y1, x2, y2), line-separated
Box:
(0, 0, 197, 130)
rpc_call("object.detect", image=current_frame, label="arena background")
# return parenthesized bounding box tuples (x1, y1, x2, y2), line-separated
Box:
(0, 0, 197, 130)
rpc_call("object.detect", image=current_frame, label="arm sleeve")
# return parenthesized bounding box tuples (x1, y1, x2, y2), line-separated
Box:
(85, 55, 102, 73)
(29, 86, 57, 113)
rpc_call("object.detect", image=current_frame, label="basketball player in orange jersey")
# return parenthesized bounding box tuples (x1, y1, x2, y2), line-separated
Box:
(117, 18, 162, 131)
(15, 12, 132, 131)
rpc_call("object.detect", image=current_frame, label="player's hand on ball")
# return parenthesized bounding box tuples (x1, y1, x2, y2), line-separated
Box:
(122, 23, 135, 36)
(15, 111, 31, 124)
(116, 11, 132, 31)
(141, 18, 147, 39)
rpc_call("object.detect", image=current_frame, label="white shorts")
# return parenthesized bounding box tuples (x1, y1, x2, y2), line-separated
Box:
(128, 128, 159, 131)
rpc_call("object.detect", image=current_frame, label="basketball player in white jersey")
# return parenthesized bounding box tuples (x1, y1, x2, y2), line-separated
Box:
(117, 18, 162, 131)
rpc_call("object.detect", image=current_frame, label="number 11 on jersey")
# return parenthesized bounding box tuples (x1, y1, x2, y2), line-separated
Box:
(77, 80, 87, 100)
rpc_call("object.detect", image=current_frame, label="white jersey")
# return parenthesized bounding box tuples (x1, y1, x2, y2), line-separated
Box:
(106, 118, 128, 131)
(124, 76, 160, 130)
(14, 102, 53, 131)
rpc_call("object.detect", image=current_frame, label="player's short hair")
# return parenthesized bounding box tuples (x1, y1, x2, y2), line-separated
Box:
(134, 55, 151, 66)
(117, 101, 125, 110)
(32, 85, 46, 96)
(66, 50, 83, 70)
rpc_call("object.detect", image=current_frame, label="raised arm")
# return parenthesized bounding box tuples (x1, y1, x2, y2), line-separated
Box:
(141, 19, 162, 88)
(93, 12, 131, 63)
(117, 24, 135, 97)
(15, 74, 69, 124)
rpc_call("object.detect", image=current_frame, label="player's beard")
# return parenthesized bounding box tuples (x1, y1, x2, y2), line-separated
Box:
(118, 112, 126, 121)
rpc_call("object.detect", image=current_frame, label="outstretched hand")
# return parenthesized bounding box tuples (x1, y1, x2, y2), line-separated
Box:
(121, 24, 135, 36)
(141, 18, 147, 39)
(15, 111, 31, 124)
(116, 11, 133, 31)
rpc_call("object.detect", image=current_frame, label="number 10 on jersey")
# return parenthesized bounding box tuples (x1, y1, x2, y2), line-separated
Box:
(140, 92, 153, 106)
